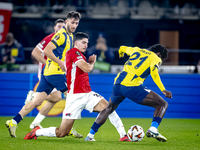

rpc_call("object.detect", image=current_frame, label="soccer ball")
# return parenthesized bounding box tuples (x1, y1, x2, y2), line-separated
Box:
(127, 125, 145, 142)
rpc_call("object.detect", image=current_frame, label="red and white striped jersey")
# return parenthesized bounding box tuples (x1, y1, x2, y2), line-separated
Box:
(65, 48, 92, 94)
(36, 33, 55, 79)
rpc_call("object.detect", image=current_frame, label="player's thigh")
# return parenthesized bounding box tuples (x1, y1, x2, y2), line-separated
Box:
(31, 92, 48, 106)
(140, 90, 166, 108)
(93, 98, 108, 112)
(57, 119, 75, 137)
(48, 90, 62, 102)
(84, 91, 106, 113)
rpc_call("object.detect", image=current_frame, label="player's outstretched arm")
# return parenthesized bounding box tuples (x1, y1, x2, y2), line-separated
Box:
(162, 90, 172, 98)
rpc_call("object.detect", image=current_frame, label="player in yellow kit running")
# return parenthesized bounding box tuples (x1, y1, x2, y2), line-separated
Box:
(85, 44, 172, 142)
(5, 11, 81, 138)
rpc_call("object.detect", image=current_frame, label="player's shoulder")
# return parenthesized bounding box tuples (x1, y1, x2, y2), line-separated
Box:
(42, 33, 55, 42)
(53, 28, 66, 40)
(46, 33, 55, 39)
(68, 48, 81, 55)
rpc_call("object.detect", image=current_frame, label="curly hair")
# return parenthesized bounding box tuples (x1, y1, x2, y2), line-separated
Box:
(148, 44, 168, 60)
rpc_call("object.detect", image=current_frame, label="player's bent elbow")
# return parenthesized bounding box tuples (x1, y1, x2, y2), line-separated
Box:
(82, 67, 93, 73)
(31, 49, 37, 58)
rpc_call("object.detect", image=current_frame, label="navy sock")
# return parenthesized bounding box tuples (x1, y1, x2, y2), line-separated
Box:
(13, 113, 22, 124)
(151, 117, 162, 128)
(89, 122, 101, 135)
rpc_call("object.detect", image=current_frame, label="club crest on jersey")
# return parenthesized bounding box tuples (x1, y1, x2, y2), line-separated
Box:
(54, 35, 60, 40)
(76, 51, 81, 56)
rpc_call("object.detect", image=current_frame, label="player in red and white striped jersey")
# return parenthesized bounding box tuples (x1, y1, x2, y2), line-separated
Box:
(23, 19, 82, 138)
(24, 32, 129, 141)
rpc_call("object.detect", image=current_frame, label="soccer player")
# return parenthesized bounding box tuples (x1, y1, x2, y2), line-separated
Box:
(24, 32, 129, 141)
(5, 11, 81, 138)
(24, 18, 82, 138)
(85, 44, 172, 142)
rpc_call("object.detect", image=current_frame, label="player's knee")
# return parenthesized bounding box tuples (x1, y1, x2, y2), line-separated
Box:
(53, 95, 62, 102)
(163, 100, 168, 109)
(56, 131, 68, 137)
(50, 94, 62, 103)
(57, 133, 66, 137)
(160, 99, 168, 110)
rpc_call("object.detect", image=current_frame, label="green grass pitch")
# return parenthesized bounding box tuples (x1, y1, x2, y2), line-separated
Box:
(0, 117, 200, 150)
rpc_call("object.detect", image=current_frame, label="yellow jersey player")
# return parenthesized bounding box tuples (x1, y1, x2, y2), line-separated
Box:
(5, 11, 81, 138)
(85, 44, 172, 142)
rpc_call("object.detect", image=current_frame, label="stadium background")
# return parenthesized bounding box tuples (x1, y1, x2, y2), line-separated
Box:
(0, 0, 200, 119)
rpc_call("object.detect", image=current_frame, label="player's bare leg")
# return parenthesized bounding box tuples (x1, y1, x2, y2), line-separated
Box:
(85, 99, 128, 141)
(24, 119, 75, 140)
(56, 119, 75, 137)
(140, 91, 168, 142)
(6, 92, 48, 138)
(30, 91, 61, 129)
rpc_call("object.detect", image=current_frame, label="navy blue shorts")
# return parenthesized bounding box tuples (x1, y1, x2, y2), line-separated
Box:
(36, 73, 68, 95)
(110, 84, 150, 105)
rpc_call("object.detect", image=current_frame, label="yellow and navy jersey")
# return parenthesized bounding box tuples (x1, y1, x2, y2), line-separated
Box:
(114, 46, 166, 92)
(44, 27, 73, 76)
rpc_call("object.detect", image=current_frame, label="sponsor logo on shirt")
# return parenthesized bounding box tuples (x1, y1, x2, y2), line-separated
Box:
(77, 56, 83, 59)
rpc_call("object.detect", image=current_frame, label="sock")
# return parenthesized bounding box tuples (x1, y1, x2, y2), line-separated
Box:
(31, 113, 45, 125)
(108, 111, 126, 138)
(151, 117, 162, 128)
(36, 127, 57, 137)
(13, 113, 23, 124)
(89, 122, 101, 135)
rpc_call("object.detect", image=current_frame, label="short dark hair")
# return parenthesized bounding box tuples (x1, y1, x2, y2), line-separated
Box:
(148, 44, 168, 60)
(66, 11, 81, 20)
(73, 32, 89, 43)
(54, 19, 65, 26)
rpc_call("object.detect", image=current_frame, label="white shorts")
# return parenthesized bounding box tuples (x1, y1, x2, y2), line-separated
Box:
(62, 91, 104, 119)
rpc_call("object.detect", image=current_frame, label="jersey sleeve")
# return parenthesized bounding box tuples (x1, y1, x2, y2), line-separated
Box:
(70, 49, 84, 64)
(36, 36, 51, 52)
(51, 32, 65, 48)
(118, 46, 139, 57)
(150, 56, 166, 91)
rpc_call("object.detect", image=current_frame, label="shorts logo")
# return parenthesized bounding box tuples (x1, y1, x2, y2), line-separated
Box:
(65, 113, 71, 116)
(93, 93, 102, 98)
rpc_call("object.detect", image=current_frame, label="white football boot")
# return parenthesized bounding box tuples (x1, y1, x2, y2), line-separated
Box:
(25, 90, 35, 104)
(146, 126, 167, 142)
